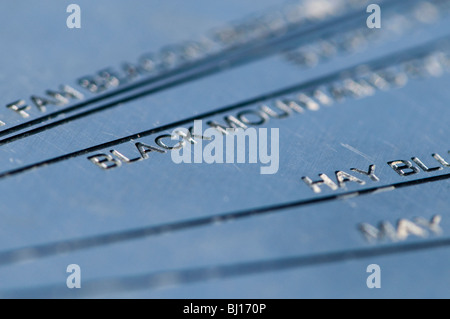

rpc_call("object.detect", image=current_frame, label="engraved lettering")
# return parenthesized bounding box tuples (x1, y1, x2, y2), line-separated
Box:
(7, 100, 31, 118)
(302, 174, 339, 193)
(135, 142, 166, 159)
(335, 170, 366, 188)
(207, 116, 247, 134)
(350, 165, 379, 182)
(387, 160, 419, 176)
(411, 156, 443, 172)
(88, 154, 121, 170)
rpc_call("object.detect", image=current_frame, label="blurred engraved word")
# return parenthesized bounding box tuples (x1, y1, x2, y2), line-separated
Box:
(66, 4, 81, 29)
(360, 215, 443, 243)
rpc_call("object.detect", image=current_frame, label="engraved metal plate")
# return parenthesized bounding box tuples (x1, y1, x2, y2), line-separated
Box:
(0, 0, 450, 298)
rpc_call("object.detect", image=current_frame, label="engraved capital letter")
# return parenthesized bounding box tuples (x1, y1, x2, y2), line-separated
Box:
(302, 174, 338, 193)
(88, 154, 121, 170)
